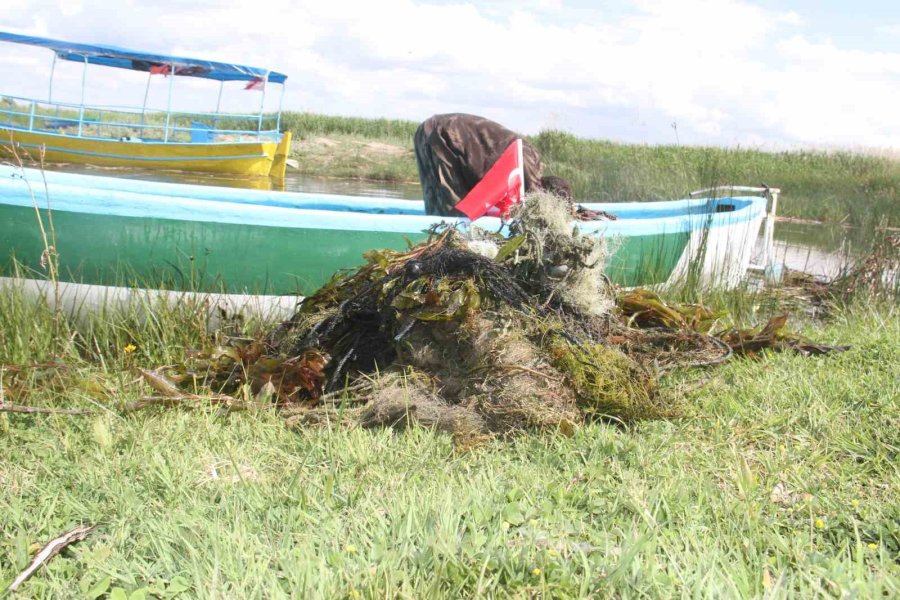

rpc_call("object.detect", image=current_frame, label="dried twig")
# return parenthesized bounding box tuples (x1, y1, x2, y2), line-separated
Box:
(7, 524, 96, 592)
(0, 360, 70, 373)
(496, 363, 563, 382)
(124, 395, 202, 412)
(318, 380, 375, 403)
(0, 404, 94, 416)
(123, 394, 251, 412)
(138, 368, 183, 397)
(468, 363, 562, 383)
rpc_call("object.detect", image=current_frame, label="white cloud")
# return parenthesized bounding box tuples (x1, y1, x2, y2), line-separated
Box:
(779, 10, 803, 26)
(1, 0, 899, 148)
(58, 0, 84, 18)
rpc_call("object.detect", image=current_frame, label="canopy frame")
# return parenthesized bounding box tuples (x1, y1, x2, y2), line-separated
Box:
(0, 31, 287, 84)
(2, 30, 288, 144)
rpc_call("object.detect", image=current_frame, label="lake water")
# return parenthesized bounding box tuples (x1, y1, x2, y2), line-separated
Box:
(48, 163, 424, 199)
(46, 164, 866, 280)
(768, 221, 862, 279)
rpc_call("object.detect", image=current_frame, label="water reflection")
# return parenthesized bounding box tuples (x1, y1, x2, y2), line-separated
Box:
(278, 176, 422, 200)
(47, 163, 423, 200)
(771, 222, 862, 279)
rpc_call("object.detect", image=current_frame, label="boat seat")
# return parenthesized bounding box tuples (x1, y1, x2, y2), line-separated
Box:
(42, 117, 98, 130)
(190, 121, 216, 143)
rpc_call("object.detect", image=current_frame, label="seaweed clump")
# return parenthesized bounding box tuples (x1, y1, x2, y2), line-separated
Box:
(266, 218, 648, 442)
(180, 194, 677, 442)
(161, 194, 845, 444)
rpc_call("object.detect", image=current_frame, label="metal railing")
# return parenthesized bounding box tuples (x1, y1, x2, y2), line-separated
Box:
(0, 94, 281, 144)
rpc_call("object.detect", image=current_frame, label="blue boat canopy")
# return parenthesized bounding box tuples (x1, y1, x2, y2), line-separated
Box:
(0, 31, 287, 84)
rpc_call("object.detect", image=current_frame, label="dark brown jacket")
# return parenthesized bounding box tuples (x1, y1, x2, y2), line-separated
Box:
(414, 113, 543, 216)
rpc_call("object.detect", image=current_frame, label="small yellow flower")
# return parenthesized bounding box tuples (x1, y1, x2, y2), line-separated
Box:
(344, 544, 357, 554)
(532, 568, 541, 576)
(500, 521, 510, 531)
(348, 590, 361, 599)
(868, 542, 878, 550)
(851, 499, 859, 509)
(814, 518, 825, 529)
(124, 343, 137, 354)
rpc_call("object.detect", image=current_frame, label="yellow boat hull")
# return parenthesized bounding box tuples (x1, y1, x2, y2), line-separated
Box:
(0, 127, 291, 178)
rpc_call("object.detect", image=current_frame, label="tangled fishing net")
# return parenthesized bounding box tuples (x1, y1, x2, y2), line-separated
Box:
(154, 193, 847, 444)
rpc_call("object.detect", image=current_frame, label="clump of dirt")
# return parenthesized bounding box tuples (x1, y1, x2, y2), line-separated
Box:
(363, 141, 408, 156)
(309, 137, 339, 147)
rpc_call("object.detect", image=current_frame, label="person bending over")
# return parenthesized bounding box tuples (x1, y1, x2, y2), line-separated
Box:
(414, 113, 572, 216)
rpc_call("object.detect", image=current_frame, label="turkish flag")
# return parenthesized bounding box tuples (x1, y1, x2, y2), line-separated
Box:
(453, 139, 524, 220)
(244, 77, 265, 91)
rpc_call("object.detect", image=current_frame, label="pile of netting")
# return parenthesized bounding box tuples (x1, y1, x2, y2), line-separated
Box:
(158, 193, 845, 444)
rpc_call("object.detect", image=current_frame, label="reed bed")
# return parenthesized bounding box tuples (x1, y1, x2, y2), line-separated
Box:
(281, 113, 900, 228)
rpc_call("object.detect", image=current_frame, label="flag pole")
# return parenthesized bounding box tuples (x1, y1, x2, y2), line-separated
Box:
(276, 82, 285, 132)
(517, 138, 524, 194)
(77, 57, 88, 137)
(140, 72, 151, 134)
(214, 80, 224, 130)
(257, 71, 269, 135)
(48, 53, 57, 103)
(164, 63, 174, 142)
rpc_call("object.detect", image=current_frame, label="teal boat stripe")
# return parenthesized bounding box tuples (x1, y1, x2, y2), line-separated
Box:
(5, 141, 268, 162)
(0, 165, 767, 237)
(0, 177, 460, 233)
(4, 163, 426, 212)
(3, 164, 765, 229)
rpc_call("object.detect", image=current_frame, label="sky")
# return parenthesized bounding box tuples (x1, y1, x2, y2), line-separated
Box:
(2, 0, 900, 149)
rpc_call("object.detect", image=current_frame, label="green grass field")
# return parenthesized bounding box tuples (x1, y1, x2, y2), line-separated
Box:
(283, 113, 900, 229)
(2, 110, 898, 598)
(1, 282, 898, 597)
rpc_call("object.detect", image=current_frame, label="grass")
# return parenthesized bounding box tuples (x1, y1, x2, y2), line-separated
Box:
(290, 133, 417, 183)
(282, 113, 900, 229)
(2, 108, 898, 597)
(1, 283, 898, 597)
(281, 113, 419, 141)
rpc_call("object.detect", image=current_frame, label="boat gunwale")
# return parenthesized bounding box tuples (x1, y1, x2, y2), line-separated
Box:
(0, 165, 767, 236)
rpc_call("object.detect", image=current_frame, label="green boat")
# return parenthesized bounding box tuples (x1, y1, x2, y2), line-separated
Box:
(0, 165, 775, 302)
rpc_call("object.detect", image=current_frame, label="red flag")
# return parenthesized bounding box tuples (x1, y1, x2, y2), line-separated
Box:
(244, 76, 265, 91)
(454, 139, 524, 220)
(149, 64, 170, 76)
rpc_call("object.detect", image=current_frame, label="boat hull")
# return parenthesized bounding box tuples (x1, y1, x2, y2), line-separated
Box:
(0, 166, 766, 295)
(0, 127, 291, 178)
(0, 203, 418, 294)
